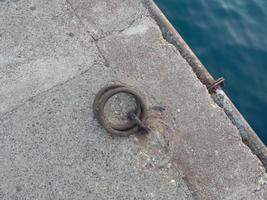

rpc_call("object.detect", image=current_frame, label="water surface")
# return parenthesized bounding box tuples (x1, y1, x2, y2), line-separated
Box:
(155, 0, 267, 144)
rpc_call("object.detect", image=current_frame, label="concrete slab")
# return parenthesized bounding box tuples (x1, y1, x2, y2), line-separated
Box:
(66, 0, 150, 39)
(0, 65, 194, 200)
(95, 15, 266, 200)
(0, 0, 266, 199)
(0, 0, 99, 115)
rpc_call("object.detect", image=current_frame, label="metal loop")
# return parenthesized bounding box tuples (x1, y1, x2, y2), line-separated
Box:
(93, 84, 147, 136)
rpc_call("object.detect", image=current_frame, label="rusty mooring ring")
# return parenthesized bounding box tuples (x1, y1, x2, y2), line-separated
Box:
(93, 84, 147, 136)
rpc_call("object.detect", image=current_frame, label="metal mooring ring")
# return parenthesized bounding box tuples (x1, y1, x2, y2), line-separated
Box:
(93, 84, 147, 136)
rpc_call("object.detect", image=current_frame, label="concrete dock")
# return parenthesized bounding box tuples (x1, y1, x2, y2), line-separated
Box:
(0, 0, 266, 199)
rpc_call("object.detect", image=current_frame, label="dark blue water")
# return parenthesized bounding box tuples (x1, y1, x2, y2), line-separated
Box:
(155, 0, 267, 144)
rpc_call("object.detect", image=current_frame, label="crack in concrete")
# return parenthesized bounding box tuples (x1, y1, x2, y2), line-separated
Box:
(0, 0, 110, 119)
(64, 0, 150, 77)
(92, 14, 150, 41)
(90, 35, 111, 68)
(1, 0, 143, 119)
(65, 0, 112, 69)
(0, 66, 96, 120)
(0, 0, 109, 119)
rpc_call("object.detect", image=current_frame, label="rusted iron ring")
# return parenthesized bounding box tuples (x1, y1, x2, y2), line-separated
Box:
(93, 84, 147, 136)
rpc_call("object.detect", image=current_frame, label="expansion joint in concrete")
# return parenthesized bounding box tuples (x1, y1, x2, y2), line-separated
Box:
(0, 66, 95, 120)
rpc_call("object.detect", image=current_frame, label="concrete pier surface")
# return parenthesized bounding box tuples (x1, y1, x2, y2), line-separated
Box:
(0, 0, 266, 199)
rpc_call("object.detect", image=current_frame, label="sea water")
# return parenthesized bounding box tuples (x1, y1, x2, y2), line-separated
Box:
(155, 0, 267, 144)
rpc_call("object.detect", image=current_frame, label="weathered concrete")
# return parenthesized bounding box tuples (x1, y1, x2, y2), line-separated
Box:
(0, 0, 266, 199)
(144, 0, 267, 169)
